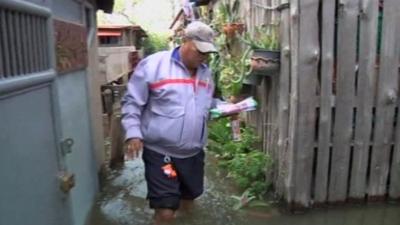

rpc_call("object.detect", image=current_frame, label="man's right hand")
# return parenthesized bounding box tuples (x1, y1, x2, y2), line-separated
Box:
(125, 138, 143, 160)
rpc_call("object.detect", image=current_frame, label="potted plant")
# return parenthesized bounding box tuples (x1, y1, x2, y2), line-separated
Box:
(241, 24, 281, 76)
(190, 0, 211, 6)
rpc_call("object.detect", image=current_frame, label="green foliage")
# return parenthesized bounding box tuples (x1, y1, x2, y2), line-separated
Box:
(208, 118, 273, 200)
(230, 189, 270, 210)
(240, 25, 280, 50)
(217, 47, 252, 97)
(225, 151, 271, 197)
(216, 0, 241, 25)
(142, 33, 170, 56)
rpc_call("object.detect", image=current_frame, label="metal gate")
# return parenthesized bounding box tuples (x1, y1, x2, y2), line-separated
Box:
(0, 1, 72, 224)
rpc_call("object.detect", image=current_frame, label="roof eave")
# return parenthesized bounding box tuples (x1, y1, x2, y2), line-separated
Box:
(97, 0, 114, 13)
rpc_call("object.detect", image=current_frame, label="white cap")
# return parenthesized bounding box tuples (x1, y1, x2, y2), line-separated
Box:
(184, 21, 217, 53)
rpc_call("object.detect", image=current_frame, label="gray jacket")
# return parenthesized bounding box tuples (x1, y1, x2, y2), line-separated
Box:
(121, 48, 214, 158)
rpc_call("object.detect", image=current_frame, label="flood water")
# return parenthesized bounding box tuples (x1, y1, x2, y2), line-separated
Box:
(87, 154, 400, 225)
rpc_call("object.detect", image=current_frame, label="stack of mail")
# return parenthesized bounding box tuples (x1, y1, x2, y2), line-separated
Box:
(210, 97, 258, 119)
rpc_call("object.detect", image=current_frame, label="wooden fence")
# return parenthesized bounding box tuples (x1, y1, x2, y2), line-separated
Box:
(243, 0, 400, 207)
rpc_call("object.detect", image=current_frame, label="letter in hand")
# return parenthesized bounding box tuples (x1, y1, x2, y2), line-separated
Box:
(125, 138, 143, 160)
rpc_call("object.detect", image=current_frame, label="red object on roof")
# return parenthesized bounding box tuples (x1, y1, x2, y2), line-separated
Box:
(98, 30, 122, 36)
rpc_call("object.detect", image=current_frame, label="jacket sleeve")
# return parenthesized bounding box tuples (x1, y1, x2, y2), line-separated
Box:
(209, 76, 227, 108)
(121, 60, 149, 141)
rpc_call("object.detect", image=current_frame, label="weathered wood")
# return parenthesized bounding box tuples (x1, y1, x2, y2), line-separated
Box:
(276, 0, 290, 196)
(262, 80, 268, 153)
(102, 89, 113, 118)
(390, 103, 400, 199)
(250, 0, 254, 32)
(349, 0, 379, 200)
(391, 3, 400, 197)
(314, 0, 336, 204)
(329, 0, 359, 202)
(270, 75, 280, 182)
(98, 46, 136, 84)
(258, 79, 266, 149)
(109, 105, 124, 169)
(292, 0, 319, 207)
(286, 0, 299, 205)
(368, 0, 400, 199)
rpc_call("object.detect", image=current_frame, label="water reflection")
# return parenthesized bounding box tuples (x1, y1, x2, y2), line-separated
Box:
(87, 155, 400, 225)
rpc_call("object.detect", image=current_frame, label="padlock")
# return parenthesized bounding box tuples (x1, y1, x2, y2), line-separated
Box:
(58, 172, 75, 193)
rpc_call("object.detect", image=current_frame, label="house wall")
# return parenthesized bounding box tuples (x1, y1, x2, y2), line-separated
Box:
(51, 0, 103, 224)
(1, 0, 107, 224)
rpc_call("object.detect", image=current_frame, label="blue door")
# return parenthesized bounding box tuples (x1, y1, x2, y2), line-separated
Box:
(0, 1, 72, 225)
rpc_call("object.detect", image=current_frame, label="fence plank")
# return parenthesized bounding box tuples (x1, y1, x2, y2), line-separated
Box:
(276, 0, 290, 196)
(314, 0, 336, 204)
(292, 0, 319, 207)
(263, 81, 268, 151)
(390, 103, 400, 199)
(286, 0, 299, 205)
(388, 0, 400, 199)
(390, 2, 400, 198)
(369, 0, 400, 199)
(329, 0, 359, 202)
(349, 0, 379, 200)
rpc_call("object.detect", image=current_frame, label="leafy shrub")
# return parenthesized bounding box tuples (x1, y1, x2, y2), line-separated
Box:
(142, 32, 169, 56)
(207, 118, 273, 198)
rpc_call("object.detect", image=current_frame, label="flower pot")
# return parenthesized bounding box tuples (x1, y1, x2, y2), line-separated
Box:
(223, 23, 245, 38)
(250, 49, 280, 75)
(190, 0, 211, 6)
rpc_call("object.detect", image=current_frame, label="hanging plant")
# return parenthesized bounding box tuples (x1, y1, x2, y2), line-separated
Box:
(215, 0, 245, 38)
(241, 24, 281, 76)
(217, 47, 252, 98)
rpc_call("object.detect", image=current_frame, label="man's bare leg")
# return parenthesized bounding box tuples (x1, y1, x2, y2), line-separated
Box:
(153, 208, 175, 225)
(179, 199, 194, 212)
(175, 199, 195, 218)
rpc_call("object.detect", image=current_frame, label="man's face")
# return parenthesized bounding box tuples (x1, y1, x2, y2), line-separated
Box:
(182, 40, 209, 70)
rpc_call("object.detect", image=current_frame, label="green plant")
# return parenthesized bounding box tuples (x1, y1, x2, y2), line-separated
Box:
(225, 150, 272, 197)
(241, 25, 280, 50)
(207, 118, 273, 198)
(217, 47, 252, 97)
(142, 32, 169, 56)
(216, 0, 241, 24)
(230, 189, 270, 210)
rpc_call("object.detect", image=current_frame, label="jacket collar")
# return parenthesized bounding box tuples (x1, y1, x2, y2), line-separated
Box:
(170, 47, 208, 71)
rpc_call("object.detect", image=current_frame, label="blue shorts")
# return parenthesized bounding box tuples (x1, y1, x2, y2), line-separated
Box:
(142, 149, 205, 210)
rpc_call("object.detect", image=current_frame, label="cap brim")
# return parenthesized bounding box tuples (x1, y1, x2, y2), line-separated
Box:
(193, 40, 217, 53)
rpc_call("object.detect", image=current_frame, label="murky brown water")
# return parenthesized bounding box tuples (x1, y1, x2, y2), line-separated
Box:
(87, 153, 400, 225)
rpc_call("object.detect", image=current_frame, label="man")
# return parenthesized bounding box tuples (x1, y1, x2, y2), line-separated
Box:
(121, 21, 217, 224)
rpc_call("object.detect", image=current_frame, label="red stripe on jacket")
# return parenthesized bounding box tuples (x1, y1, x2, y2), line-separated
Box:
(149, 78, 211, 91)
